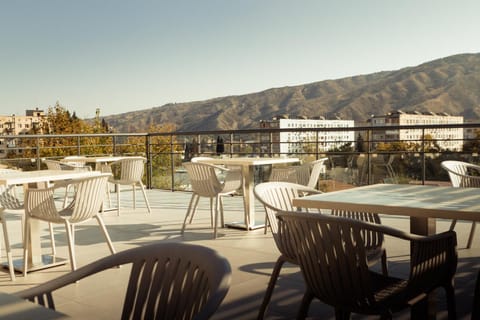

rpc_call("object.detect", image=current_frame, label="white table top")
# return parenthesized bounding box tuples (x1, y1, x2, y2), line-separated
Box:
(62, 156, 126, 163)
(293, 183, 480, 222)
(0, 170, 102, 185)
(197, 157, 300, 166)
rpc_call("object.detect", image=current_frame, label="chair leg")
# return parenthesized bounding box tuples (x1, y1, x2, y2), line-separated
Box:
(138, 182, 151, 213)
(257, 256, 287, 320)
(116, 183, 120, 216)
(209, 198, 214, 228)
(264, 208, 269, 235)
(213, 196, 220, 239)
(467, 222, 476, 249)
(472, 270, 480, 320)
(182, 194, 197, 234)
(445, 282, 457, 320)
(64, 221, 76, 271)
(132, 184, 136, 210)
(449, 219, 457, 231)
(381, 250, 388, 276)
(95, 215, 116, 255)
(296, 289, 314, 320)
(219, 196, 225, 228)
(23, 219, 30, 277)
(188, 195, 200, 224)
(49, 223, 56, 256)
(1, 215, 15, 281)
(107, 183, 112, 207)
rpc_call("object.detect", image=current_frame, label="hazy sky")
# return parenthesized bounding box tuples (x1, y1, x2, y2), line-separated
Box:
(1, 0, 480, 118)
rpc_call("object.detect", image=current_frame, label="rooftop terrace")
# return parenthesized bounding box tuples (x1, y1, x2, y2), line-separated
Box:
(0, 188, 478, 319)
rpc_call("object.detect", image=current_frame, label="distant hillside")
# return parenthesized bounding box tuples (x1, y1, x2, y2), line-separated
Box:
(101, 53, 480, 132)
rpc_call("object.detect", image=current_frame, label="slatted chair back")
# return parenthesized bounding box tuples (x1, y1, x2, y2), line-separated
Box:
(16, 242, 231, 320)
(26, 174, 110, 224)
(0, 184, 23, 210)
(441, 160, 480, 187)
(254, 182, 321, 262)
(184, 162, 223, 198)
(113, 157, 146, 183)
(277, 211, 458, 318)
(441, 160, 480, 248)
(330, 209, 385, 263)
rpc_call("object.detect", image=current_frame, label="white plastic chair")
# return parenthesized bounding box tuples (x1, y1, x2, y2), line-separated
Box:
(0, 169, 58, 280)
(107, 157, 151, 215)
(441, 160, 480, 248)
(182, 162, 243, 239)
(43, 159, 91, 208)
(0, 184, 19, 281)
(254, 181, 388, 319)
(15, 242, 231, 320)
(253, 182, 322, 319)
(23, 173, 116, 275)
(269, 158, 328, 189)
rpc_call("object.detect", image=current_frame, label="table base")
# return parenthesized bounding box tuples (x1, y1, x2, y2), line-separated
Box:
(2, 255, 68, 273)
(225, 222, 265, 230)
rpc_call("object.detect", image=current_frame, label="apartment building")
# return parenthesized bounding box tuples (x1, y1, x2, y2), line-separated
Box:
(0, 108, 47, 156)
(369, 110, 464, 151)
(260, 115, 355, 154)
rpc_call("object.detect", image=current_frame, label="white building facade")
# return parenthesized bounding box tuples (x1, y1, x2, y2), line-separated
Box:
(370, 111, 464, 151)
(260, 117, 355, 154)
(0, 109, 46, 157)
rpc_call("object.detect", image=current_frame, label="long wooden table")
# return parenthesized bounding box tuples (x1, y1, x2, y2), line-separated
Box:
(0, 170, 102, 272)
(293, 183, 480, 319)
(197, 157, 300, 229)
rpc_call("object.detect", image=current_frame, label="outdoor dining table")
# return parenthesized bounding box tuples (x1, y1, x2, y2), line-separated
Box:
(196, 157, 300, 230)
(61, 155, 126, 171)
(293, 183, 480, 318)
(0, 169, 102, 272)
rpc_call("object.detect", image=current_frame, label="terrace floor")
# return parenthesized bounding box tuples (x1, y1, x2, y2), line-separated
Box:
(0, 187, 478, 319)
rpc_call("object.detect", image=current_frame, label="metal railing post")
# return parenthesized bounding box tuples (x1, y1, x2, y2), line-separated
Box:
(170, 134, 175, 191)
(146, 134, 152, 189)
(77, 136, 81, 155)
(36, 137, 41, 170)
(421, 128, 426, 184)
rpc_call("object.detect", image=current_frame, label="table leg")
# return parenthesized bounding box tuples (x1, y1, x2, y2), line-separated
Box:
(242, 165, 254, 229)
(225, 165, 264, 230)
(410, 216, 437, 320)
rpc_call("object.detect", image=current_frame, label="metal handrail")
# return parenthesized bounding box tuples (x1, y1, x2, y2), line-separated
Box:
(1, 122, 479, 190)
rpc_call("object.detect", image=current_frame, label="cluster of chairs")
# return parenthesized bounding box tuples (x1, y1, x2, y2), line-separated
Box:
(1, 159, 232, 319)
(3, 157, 480, 318)
(180, 157, 330, 239)
(0, 156, 152, 280)
(253, 180, 457, 319)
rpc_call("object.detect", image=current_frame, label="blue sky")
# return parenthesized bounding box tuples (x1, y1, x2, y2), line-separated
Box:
(1, 0, 480, 118)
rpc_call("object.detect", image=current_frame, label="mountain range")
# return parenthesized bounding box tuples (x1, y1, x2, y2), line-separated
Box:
(101, 53, 480, 132)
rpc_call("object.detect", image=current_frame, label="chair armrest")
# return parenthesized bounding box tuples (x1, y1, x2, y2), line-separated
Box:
(408, 230, 457, 291)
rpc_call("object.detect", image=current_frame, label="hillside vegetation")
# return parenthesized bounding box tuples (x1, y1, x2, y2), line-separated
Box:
(101, 53, 480, 132)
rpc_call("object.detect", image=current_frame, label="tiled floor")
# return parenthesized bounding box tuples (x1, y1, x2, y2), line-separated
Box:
(0, 188, 478, 319)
